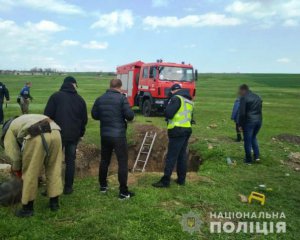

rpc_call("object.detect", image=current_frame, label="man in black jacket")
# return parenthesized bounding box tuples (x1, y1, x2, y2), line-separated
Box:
(44, 76, 88, 194)
(92, 79, 135, 200)
(238, 84, 263, 164)
(153, 84, 194, 188)
(0, 82, 10, 124)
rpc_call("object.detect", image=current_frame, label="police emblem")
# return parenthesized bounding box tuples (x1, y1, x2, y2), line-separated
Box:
(180, 211, 202, 234)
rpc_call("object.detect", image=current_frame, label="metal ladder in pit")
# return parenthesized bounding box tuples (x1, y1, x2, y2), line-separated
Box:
(132, 131, 157, 172)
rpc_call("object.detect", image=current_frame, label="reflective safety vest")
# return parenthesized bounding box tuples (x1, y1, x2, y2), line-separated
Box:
(167, 95, 194, 129)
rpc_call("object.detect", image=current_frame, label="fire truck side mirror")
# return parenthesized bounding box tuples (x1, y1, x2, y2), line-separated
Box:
(195, 69, 198, 81)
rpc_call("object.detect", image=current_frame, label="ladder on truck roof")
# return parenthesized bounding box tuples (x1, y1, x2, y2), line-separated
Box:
(132, 131, 157, 172)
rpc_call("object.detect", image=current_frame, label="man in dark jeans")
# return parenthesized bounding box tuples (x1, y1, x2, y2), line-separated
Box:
(44, 76, 88, 194)
(153, 84, 194, 188)
(92, 79, 135, 200)
(238, 84, 263, 164)
(0, 82, 10, 124)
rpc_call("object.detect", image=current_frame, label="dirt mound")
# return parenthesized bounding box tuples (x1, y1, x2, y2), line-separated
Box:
(75, 124, 202, 177)
(276, 134, 300, 145)
(281, 152, 300, 171)
(76, 143, 101, 177)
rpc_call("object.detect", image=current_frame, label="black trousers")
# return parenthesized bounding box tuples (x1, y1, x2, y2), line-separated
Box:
(0, 103, 4, 124)
(161, 134, 191, 184)
(99, 137, 128, 193)
(63, 141, 78, 189)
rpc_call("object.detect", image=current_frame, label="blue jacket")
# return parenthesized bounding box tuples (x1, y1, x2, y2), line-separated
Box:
(231, 98, 240, 124)
(20, 86, 31, 99)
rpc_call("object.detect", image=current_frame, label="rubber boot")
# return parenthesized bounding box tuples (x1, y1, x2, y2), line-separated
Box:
(237, 133, 242, 142)
(15, 201, 34, 218)
(49, 196, 59, 212)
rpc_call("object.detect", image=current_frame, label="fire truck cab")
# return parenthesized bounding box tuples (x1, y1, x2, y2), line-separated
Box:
(117, 60, 197, 116)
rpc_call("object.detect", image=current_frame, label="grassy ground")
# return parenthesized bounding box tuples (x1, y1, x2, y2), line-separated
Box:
(0, 73, 299, 240)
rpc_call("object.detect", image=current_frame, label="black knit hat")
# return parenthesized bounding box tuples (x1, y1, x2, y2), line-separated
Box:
(64, 76, 78, 87)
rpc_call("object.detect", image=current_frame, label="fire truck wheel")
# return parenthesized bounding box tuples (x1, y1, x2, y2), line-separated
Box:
(142, 99, 152, 117)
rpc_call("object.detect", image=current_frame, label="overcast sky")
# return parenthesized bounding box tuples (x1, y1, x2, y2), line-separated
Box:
(0, 0, 299, 73)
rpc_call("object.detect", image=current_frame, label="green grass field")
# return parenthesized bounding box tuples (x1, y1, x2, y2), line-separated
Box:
(0, 73, 299, 240)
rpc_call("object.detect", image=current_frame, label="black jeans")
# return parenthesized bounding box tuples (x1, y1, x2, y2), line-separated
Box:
(99, 137, 128, 193)
(161, 134, 191, 184)
(63, 141, 78, 189)
(0, 103, 3, 124)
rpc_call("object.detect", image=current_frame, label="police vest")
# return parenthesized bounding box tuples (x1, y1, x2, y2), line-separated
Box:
(167, 95, 194, 129)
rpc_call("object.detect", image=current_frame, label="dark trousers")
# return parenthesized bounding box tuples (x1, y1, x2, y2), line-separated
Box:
(235, 123, 242, 141)
(99, 137, 128, 193)
(161, 134, 191, 184)
(63, 141, 78, 189)
(243, 121, 262, 163)
(0, 104, 3, 123)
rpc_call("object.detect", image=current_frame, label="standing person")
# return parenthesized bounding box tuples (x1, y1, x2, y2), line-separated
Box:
(238, 84, 263, 164)
(0, 82, 10, 124)
(91, 79, 135, 200)
(153, 84, 194, 188)
(19, 82, 33, 114)
(1, 114, 63, 217)
(231, 97, 242, 142)
(44, 76, 88, 195)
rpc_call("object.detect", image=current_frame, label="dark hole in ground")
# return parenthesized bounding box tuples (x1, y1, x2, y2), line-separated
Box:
(0, 124, 201, 178)
(76, 124, 202, 177)
(276, 134, 300, 145)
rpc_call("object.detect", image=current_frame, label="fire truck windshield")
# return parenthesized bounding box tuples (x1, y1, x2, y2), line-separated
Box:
(158, 67, 193, 82)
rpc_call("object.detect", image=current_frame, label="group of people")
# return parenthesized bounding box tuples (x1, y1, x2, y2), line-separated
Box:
(0, 76, 262, 218)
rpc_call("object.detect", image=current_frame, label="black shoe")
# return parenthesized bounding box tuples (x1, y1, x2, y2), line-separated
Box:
(63, 187, 73, 195)
(100, 186, 108, 193)
(152, 181, 170, 188)
(49, 202, 59, 211)
(15, 201, 34, 218)
(15, 208, 34, 218)
(49, 197, 59, 211)
(175, 179, 185, 186)
(119, 191, 135, 200)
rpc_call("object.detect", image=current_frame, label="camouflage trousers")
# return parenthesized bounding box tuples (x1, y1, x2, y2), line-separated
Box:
(21, 130, 63, 204)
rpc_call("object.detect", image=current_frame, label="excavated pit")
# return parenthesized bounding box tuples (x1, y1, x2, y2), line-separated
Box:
(76, 124, 202, 177)
(0, 124, 202, 179)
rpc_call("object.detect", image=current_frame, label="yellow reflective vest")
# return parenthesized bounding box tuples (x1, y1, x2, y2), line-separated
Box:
(167, 95, 194, 129)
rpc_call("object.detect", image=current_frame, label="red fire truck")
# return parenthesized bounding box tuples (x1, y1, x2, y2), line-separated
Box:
(116, 60, 197, 116)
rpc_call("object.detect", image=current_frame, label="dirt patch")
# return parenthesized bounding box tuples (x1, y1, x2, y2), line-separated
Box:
(276, 134, 300, 145)
(75, 124, 202, 177)
(287, 152, 300, 171)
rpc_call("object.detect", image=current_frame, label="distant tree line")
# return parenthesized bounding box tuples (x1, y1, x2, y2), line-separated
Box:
(0, 69, 116, 76)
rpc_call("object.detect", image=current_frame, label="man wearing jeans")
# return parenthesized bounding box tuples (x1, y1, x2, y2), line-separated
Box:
(153, 84, 194, 188)
(238, 84, 263, 164)
(91, 79, 135, 200)
(44, 76, 88, 194)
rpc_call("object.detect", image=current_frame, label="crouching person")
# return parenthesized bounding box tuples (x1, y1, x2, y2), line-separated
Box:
(1, 114, 63, 217)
